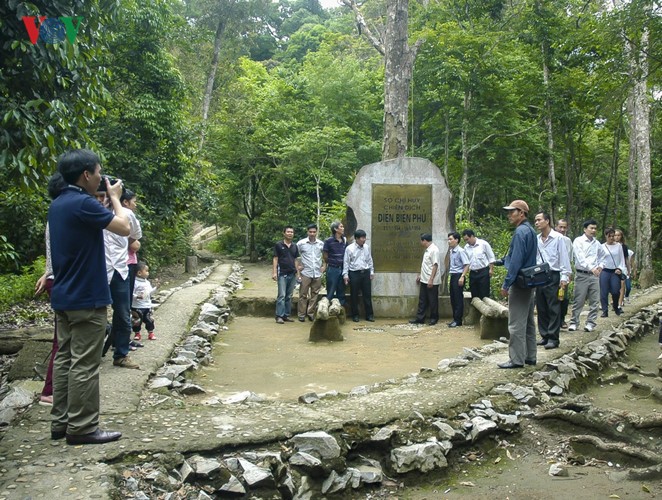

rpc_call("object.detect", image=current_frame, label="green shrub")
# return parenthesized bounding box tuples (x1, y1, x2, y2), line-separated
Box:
(0, 256, 46, 312)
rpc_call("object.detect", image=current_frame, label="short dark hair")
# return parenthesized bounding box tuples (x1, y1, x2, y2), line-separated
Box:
(137, 261, 149, 273)
(121, 189, 136, 203)
(283, 225, 294, 232)
(583, 218, 598, 229)
(354, 229, 367, 239)
(462, 229, 475, 238)
(537, 212, 551, 224)
(604, 227, 615, 236)
(448, 231, 461, 241)
(307, 224, 318, 231)
(330, 221, 342, 235)
(57, 149, 100, 184)
(420, 233, 432, 242)
(47, 172, 68, 200)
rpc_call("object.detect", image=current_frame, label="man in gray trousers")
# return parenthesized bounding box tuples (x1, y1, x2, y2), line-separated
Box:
(498, 200, 538, 369)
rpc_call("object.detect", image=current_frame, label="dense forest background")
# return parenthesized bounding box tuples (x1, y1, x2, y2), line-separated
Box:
(1, 0, 661, 287)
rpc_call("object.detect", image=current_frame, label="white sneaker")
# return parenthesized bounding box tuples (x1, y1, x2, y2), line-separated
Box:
(568, 324, 577, 331)
(584, 324, 595, 332)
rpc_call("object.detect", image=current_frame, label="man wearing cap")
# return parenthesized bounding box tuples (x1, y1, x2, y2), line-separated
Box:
(534, 212, 571, 350)
(498, 200, 538, 369)
(461, 229, 496, 299)
(409, 234, 441, 326)
(569, 219, 606, 332)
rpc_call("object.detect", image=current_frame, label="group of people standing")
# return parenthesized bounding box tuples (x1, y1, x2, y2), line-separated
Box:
(494, 200, 635, 368)
(272, 222, 375, 324)
(272, 200, 643, 367)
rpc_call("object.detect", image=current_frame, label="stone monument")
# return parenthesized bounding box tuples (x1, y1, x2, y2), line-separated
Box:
(345, 157, 454, 317)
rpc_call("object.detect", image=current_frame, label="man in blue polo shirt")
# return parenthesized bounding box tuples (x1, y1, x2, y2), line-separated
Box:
(48, 149, 130, 445)
(323, 221, 347, 305)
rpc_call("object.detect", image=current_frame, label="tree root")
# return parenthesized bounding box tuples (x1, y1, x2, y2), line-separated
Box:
(568, 435, 662, 464)
(609, 463, 662, 482)
(629, 380, 662, 403)
(633, 414, 662, 429)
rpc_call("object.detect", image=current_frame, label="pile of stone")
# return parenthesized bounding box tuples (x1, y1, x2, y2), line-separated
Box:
(150, 265, 217, 308)
(148, 263, 245, 395)
(121, 405, 523, 499)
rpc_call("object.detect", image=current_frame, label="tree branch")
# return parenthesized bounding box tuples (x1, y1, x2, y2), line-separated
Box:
(340, 0, 385, 55)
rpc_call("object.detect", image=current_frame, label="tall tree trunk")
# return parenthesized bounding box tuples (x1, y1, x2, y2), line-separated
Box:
(542, 41, 557, 221)
(341, 0, 422, 161)
(459, 89, 471, 213)
(199, 18, 227, 151)
(443, 112, 450, 180)
(382, 0, 420, 159)
(634, 28, 653, 286)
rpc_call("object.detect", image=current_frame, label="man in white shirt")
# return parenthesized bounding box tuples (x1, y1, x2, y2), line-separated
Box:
(555, 219, 574, 329)
(343, 229, 375, 322)
(569, 218, 606, 332)
(409, 234, 441, 326)
(461, 229, 496, 299)
(534, 212, 571, 349)
(296, 224, 325, 322)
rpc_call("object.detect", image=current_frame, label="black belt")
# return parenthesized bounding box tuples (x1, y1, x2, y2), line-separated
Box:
(349, 269, 371, 273)
(576, 269, 592, 275)
(327, 264, 342, 269)
(469, 267, 488, 273)
(603, 268, 617, 272)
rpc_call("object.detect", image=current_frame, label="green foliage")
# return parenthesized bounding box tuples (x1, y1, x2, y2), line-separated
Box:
(0, 257, 46, 311)
(0, 0, 117, 189)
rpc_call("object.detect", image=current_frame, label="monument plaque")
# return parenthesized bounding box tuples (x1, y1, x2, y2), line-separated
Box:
(372, 184, 432, 272)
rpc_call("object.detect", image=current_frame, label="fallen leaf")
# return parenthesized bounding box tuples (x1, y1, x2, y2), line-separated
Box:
(494, 457, 502, 464)
(506, 450, 514, 460)
(642, 485, 651, 493)
(460, 481, 476, 487)
(609, 495, 621, 499)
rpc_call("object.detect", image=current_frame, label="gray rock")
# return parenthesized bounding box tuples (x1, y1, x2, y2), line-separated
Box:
(178, 383, 206, 395)
(174, 349, 198, 360)
(349, 385, 370, 396)
(290, 431, 341, 459)
(199, 303, 222, 323)
(390, 441, 448, 473)
(0, 386, 33, 421)
(218, 474, 245, 494)
(125, 476, 139, 491)
(239, 459, 273, 488)
(431, 421, 464, 442)
(469, 417, 498, 442)
(197, 492, 214, 500)
(321, 469, 361, 494)
(298, 393, 320, 404)
(133, 492, 150, 500)
(188, 455, 222, 477)
(549, 463, 569, 477)
(289, 452, 322, 468)
(222, 391, 264, 404)
(371, 425, 398, 443)
(158, 364, 191, 380)
(150, 377, 173, 389)
(295, 475, 314, 500)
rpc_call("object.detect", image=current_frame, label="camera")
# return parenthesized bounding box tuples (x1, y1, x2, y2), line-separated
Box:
(493, 259, 505, 267)
(97, 175, 120, 192)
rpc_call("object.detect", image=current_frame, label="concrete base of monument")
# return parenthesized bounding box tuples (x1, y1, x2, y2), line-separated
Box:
(230, 293, 477, 321)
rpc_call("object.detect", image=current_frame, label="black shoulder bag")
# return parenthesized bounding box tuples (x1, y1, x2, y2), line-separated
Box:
(516, 225, 552, 288)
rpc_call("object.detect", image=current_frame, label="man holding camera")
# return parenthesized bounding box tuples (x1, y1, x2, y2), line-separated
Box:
(48, 149, 129, 445)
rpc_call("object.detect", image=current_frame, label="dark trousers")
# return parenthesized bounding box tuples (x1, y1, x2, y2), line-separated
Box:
(449, 273, 464, 324)
(599, 269, 621, 314)
(560, 294, 570, 323)
(348, 269, 373, 319)
(415, 283, 439, 322)
(131, 308, 155, 332)
(536, 271, 561, 344)
(109, 270, 131, 359)
(469, 267, 490, 299)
